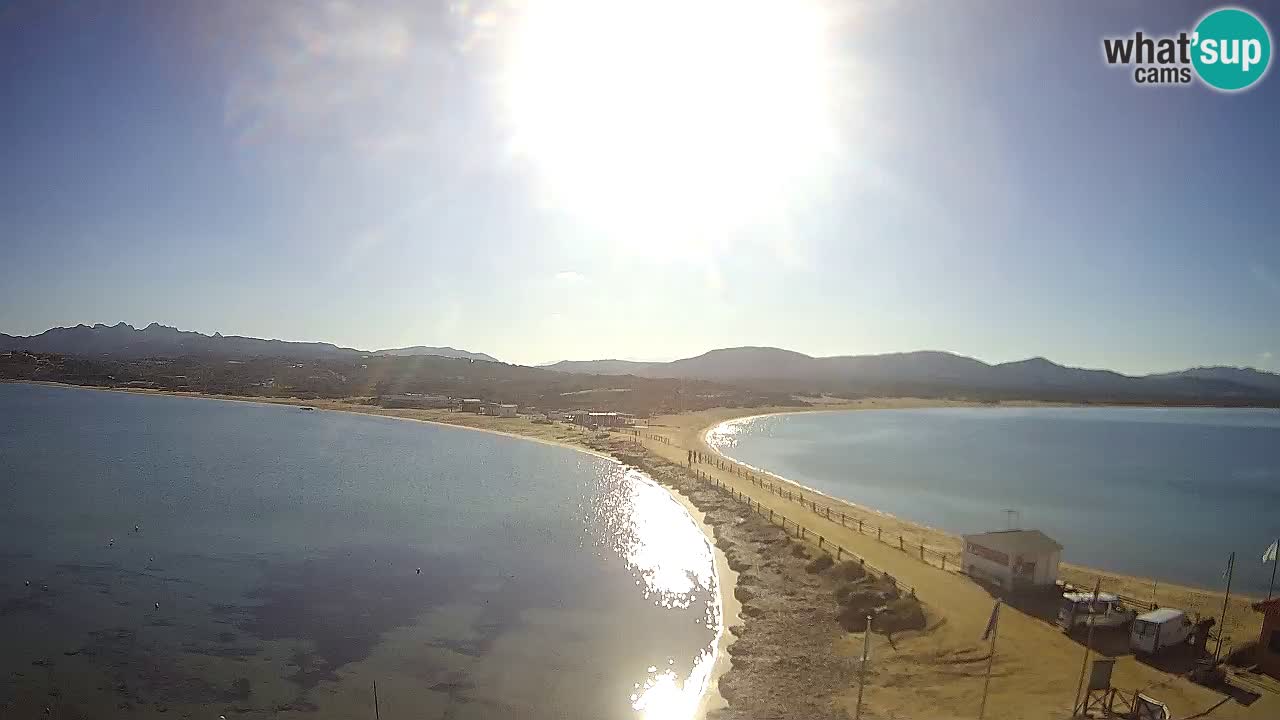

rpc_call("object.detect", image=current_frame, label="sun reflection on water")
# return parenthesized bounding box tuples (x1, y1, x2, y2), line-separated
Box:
(587, 466, 724, 720)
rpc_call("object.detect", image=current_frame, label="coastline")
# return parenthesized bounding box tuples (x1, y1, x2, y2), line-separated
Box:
(4, 380, 734, 718)
(8, 381, 1277, 717)
(692, 407, 1265, 638)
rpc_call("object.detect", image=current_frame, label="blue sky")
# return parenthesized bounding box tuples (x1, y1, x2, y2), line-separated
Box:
(2, 0, 1277, 372)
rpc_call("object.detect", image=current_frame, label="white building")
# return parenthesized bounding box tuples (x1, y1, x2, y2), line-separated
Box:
(961, 529, 1062, 591)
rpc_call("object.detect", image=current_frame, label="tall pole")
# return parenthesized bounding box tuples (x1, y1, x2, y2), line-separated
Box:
(373, 680, 380, 720)
(979, 607, 999, 720)
(855, 614, 872, 720)
(1214, 552, 1235, 663)
(1269, 539, 1278, 601)
(1073, 578, 1101, 716)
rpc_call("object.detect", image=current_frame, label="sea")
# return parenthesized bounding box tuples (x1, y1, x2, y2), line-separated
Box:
(708, 406, 1280, 596)
(0, 383, 722, 719)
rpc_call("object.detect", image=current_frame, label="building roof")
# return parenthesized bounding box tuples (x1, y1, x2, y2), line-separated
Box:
(1064, 591, 1120, 603)
(962, 529, 1063, 554)
(1136, 608, 1185, 623)
(1252, 597, 1280, 613)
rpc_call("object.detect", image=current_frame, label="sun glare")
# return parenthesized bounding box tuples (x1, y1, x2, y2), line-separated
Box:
(498, 0, 840, 255)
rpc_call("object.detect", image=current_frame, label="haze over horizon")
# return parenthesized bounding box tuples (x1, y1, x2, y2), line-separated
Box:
(4, 0, 1278, 375)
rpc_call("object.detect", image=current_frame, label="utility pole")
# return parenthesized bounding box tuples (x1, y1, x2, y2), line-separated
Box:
(1214, 552, 1235, 664)
(1073, 578, 1101, 715)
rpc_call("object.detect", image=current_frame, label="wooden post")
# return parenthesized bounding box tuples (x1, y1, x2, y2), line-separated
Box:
(920, 544, 925, 561)
(854, 614, 872, 720)
(979, 602, 1000, 720)
(899, 535, 904, 551)
(942, 555, 947, 572)
(877, 528, 882, 541)
(373, 680, 381, 720)
(859, 519, 863, 533)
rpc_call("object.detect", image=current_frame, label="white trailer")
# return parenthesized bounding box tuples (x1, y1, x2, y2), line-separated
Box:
(1057, 592, 1137, 632)
(1129, 608, 1193, 655)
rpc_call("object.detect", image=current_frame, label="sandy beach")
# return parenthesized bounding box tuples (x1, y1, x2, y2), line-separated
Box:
(14, 383, 1279, 718)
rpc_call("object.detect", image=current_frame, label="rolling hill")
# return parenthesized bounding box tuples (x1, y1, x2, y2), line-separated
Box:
(545, 347, 1280, 403)
(0, 323, 498, 363)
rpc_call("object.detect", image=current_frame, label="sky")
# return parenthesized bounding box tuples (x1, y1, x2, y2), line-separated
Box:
(2, 0, 1278, 373)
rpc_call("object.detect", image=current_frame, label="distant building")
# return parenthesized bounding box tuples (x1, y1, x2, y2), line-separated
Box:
(460, 399, 483, 413)
(961, 529, 1062, 591)
(497, 404, 517, 417)
(1252, 598, 1280, 680)
(380, 393, 451, 409)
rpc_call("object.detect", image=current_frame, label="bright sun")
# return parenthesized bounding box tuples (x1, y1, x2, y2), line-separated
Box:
(497, 0, 841, 256)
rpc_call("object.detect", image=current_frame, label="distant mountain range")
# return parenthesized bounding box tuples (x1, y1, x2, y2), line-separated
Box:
(0, 323, 499, 363)
(370, 346, 498, 362)
(545, 347, 1280, 402)
(5, 325, 1279, 404)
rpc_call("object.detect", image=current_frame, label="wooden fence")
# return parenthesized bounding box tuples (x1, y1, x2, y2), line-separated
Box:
(686, 465, 917, 598)
(683, 448, 1160, 613)
(687, 450, 956, 575)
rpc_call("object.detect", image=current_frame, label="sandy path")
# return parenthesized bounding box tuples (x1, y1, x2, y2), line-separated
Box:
(631, 404, 1274, 719)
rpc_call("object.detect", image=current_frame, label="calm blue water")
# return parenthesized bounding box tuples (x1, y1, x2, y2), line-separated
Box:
(0, 383, 721, 719)
(709, 407, 1280, 595)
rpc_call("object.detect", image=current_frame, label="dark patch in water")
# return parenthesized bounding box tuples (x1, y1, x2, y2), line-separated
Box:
(230, 546, 483, 690)
(0, 596, 51, 617)
(79, 627, 246, 707)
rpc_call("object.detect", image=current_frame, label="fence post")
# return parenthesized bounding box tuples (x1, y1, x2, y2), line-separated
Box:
(920, 544, 925, 561)
(801, 527, 806, 540)
(899, 535, 904, 551)
(819, 536, 824, 549)
(942, 555, 947, 572)
(769, 509, 774, 522)
(841, 512, 846, 526)
(877, 528, 882, 541)
(837, 546, 843, 560)
(858, 519, 863, 533)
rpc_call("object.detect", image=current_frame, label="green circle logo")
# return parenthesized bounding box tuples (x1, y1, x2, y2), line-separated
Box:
(1192, 8, 1272, 91)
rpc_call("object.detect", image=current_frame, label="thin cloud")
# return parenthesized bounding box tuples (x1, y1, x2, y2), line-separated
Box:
(220, 1, 472, 157)
(554, 271, 585, 283)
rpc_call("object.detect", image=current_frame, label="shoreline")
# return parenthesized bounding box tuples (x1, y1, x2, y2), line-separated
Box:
(8, 381, 1277, 717)
(4, 380, 735, 718)
(698, 408, 1266, 602)
(665, 485, 742, 720)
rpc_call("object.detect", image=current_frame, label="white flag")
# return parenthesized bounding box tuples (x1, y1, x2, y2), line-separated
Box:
(1264, 540, 1278, 564)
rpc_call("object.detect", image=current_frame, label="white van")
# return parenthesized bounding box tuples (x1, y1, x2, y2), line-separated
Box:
(1129, 608, 1193, 655)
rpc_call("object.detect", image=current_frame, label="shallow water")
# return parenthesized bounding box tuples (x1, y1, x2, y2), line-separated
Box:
(0, 383, 721, 718)
(709, 407, 1280, 595)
